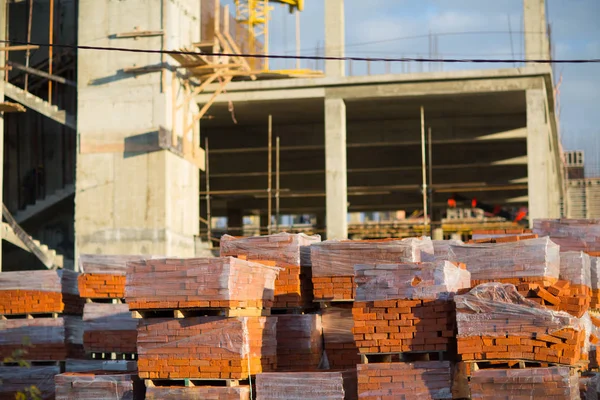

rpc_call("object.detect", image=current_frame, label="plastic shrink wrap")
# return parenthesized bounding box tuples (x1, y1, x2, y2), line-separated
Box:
(534, 218, 600, 253)
(82, 303, 137, 354)
(256, 370, 358, 400)
(354, 260, 470, 302)
(429, 239, 462, 262)
(125, 257, 280, 310)
(357, 361, 451, 400)
(450, 237, 560, 283)
(145, 386, 250, 400)
(455, 283, 585, 365)
(0, 366, 59, 400)
(275, 314, 323, 371)
(65, 359, 137, 373)
(580, 373, 600, 400)
(0, 269, 82, 315)
(54, 372, 140, 400)
(0, 316, 83, 360)
(321, 305, 361, 369)
(137, 316, 277, 380)
(590, 257, 600, 309)
(469, 367, 580, 400)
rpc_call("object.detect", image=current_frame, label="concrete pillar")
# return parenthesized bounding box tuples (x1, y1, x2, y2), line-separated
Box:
(526, 89, 551, 224)
(325, 97, 347, 240)
(0, 0, 5, 271)
(227, 208, 244, 236)
(324, 0, 345, 77)
(74, 0, 200, 262)
(523, 0, 550, 61)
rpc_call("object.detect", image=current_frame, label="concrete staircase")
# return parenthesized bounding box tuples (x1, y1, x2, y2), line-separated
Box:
(14, 184, 75, 224)
(4, 82, 76, 129)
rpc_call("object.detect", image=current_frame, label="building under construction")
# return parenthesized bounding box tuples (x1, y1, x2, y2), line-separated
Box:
(0, 0, 565, 271)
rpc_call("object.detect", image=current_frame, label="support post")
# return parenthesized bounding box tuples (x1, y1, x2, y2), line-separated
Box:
(205, 137, 212, 246)
(275, 136, 280, 233)
(428, 127, 433, 237)
(0, 0, 5, 271)
(295, 11, 300, 70)
(324, 0, 345, 77)
(420, 106, 428, 226)
(267, 115, 272, 235)
(526, 89, 550, 224)
(523, 0, 550, 61)
(325, 97, 347, 239)
(48, 0, 54, 103)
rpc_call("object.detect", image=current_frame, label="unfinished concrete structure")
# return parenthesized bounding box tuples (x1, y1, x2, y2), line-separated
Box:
(1, 0, 564, 271)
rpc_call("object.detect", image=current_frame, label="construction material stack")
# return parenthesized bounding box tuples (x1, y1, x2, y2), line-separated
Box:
(255, 370, 358, 400)
(534, 218, 600, 255)
(220, 233, 321, 310)
(352, 259, 471, 399)
(579, 372, 600, 400)
(54, 371, 145, 400)
(470, 228, 537, 243)
(79, 255, 145, 363)
(0, 270, 84, 399)
(125, 256, 279, 400)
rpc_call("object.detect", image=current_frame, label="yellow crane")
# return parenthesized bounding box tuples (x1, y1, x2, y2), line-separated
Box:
(234, 0, 314, 74)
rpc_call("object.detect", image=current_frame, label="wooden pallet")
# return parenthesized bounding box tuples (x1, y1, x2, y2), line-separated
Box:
(0, 312, 59, 320)
(90, 352, 137, 361)
(360, 350, 449, 364)
(465, 359, 587, 372)
(145, 378, 247, 388)
(131, 307, 270, 319)
(85, 298, 124, 304)
(270, 307, 317, 315)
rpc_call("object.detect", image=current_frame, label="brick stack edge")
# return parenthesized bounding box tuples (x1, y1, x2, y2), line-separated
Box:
(321, 305, 362, 369)
(82, 303, 137, 354)
(579, 373, 600, 400)
(220, 233, 321, 308)
(54, 372, 143, 400)
(145, 386, 250, 400)
(275, 314, 323, 371)
(534, 218, 600, 253)
(311, 237, 434, 301)
(469, 367, 580, 399)
(0, 366, 59, 400)
(256, 370, 358, 400)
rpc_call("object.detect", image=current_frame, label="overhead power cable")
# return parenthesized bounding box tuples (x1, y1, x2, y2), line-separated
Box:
(3, 39, 600, 64)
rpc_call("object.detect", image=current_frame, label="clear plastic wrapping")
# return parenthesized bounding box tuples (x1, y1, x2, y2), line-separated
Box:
(533, 218, 600, 252)
(275, 314, 323, 371)
(0, 269, 79, 295)
(580, 373, 600, 400)
(54, 372, 137, 400)
(311, 237, 434, 277)
(0, 316, 83, 346)
(220, 233, 321, 266)
(469, 367, 580, 400)
(455, 283, 582, 338)
(79, 254, 162, 274)
(137, 316, 277, 379)
(125, 257, 280, 308)
(83, 303, 137, 332)
(560, 251, 592, 287)
(592, 257, 600, 291)
(321, 306, 355, 344)
(145, 386, 250, 400)
(65, 359, 137, 373)
(357, 361, 451, 399)
(256, 370, 358, 400)
(450, 237, 560, 281)
(428, 239, 462, 262)
(354, 260, 470, 302)
(0, 365, 59, 400)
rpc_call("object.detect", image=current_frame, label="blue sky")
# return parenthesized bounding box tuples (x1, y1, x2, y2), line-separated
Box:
(224, 0, 600, 176)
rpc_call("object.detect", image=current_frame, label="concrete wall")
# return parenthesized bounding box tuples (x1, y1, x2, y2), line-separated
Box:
(75, 0, 200, 261)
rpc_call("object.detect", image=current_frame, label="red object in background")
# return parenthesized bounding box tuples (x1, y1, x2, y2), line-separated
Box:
(471, 198, 477, 208)
(515, 210, 527, 222)
(448, 198, 457, 208)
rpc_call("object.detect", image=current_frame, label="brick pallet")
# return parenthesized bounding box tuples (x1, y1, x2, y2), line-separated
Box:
(321, 305, 361, 369)
(275, 314, 323, 371)
(431, 239, 462, 261)
(145, 385, 251, 399)
(54, 371, 143, 400)
(311, 237, 434, 301)
(591, 257, 600, 309)
(0, 366, 59, 400)
(469, 366, 580, 399)
(0, 270, 84, 316)
(357, 361, 452, 400)
(472, 228, 535, 240)
(256, 370, 358, 400)
(82, 303, 137, 355)
(455, 283, 586, 367)
(220, 233, 321, 308)
(534, 218, 600, 253)
(579, 373, 599, 400)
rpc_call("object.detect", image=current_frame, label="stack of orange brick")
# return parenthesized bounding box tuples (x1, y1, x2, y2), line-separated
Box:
(54, 371, 143, 399)
(82, 303, 137, 355)
(534, 219, 600, 254)
(321, 305, 361, 369)
(552, 251, 592, 317)
(0, 366, 59, 400)
(469, 367, 580, 399)
(431, 239, 462, 261)
(352, 261, 470, 355)
(0, 270, 84, 316)
(256, 370, 358, 399)
(455, 283, 586, 366)
(471, 228, 536, 242)
(145, 386, 250, 400)
(125, 257, 279, 310)
(311, 237, 434, 301)
(0, 316, 84, 361)
(275, 314, 323, 371)
(356, 361, 452, 400)
(220, 233, 321, 308)
(137, 316, 277, 379)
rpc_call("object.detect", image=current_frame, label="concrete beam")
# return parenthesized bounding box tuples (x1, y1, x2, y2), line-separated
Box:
(324, 0, 345, 77)
(325, 97, 347, 239)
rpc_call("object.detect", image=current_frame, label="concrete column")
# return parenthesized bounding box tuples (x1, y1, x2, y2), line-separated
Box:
(227, 208, 244, 236)
(523, 0, 550, 61)
(324, 0, 345, 77)
(526, 89, 551, 224)
(325, 97, 347, 240)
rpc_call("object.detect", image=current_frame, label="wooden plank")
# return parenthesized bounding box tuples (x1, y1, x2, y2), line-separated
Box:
(7, 61, 76, 87)
(0, 45, 39, 51)
(114, 30, 164, 38)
